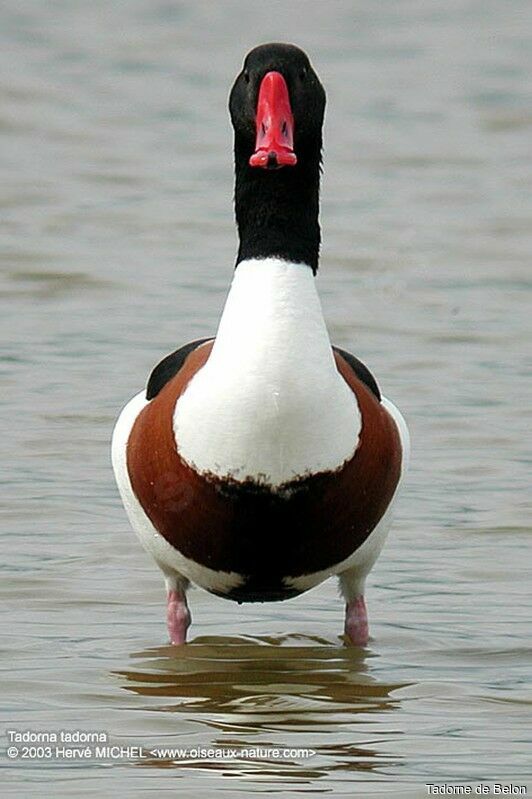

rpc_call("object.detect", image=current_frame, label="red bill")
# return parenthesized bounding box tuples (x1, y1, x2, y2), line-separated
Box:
(249, 71, 297, 169)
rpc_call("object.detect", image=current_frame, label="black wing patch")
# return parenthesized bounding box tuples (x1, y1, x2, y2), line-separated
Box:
(332, 346, 381, 401)
(146, 338, 380, 402)
(146, 338, 214, 400)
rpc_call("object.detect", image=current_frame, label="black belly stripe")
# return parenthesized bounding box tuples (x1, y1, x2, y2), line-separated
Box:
(211, 582, 302, 603)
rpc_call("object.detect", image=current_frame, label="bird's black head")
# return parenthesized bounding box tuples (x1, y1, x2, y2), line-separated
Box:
(229, 43, 326, 169)
(230, 44, 326, 273)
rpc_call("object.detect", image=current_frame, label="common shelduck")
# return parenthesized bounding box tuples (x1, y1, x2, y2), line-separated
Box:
(112, 43, 409, 646)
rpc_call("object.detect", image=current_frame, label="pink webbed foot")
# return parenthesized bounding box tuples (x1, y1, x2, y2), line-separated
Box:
(166, 589, 191, 645)
(344, 595, 369, 646)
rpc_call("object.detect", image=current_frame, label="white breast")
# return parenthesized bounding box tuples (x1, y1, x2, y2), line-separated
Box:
(173, 258, 361, 487)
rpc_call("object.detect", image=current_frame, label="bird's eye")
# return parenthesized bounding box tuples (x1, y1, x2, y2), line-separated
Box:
(243, 70, 250, 84)
(299, 68, 307, 80)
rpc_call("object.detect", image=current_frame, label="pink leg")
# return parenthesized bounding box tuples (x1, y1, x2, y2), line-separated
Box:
(344, 595, 369, 646)
(166, 589, 191, 645)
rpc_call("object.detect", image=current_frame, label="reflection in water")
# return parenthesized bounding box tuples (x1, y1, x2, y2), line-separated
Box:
(114, 634, 408, 777)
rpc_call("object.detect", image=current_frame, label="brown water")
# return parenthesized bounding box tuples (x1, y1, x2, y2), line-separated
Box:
(1, 1, 531, 796)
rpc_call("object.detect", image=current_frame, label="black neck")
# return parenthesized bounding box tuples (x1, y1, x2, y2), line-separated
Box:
(234, 137, 322, 274)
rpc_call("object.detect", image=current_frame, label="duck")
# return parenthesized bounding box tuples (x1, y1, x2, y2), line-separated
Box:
(111, 43, 409, 647)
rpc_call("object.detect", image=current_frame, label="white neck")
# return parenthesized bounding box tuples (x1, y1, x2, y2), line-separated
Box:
(173, 258, 360, 487)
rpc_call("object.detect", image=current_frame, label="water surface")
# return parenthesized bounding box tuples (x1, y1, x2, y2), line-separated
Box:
(1, 1, 531, 796)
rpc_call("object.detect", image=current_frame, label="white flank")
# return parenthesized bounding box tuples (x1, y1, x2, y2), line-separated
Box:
(111, 391, 244, 593)
(173, 258, 361, 487)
